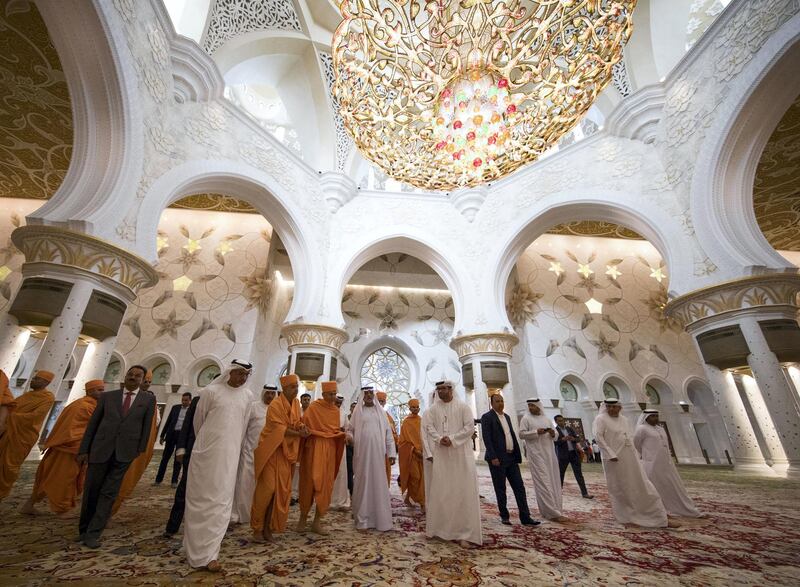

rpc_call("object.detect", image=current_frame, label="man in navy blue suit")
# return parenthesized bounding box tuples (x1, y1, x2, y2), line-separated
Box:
(554, 415, 593, 499)
(480, 394, 540, 526)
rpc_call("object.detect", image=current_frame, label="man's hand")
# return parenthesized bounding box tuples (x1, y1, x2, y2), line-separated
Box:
(490, 458, 501, 467)
(426, 457, 433, 462)
(439, 436, 452, 447)
(537, 428, 546, 435)
(160, 438, 165, 445)
(38, 442, 46, 452)
(547, 429, 555, 438)
(610, 457, 618, 462)
(76, 454, 88, 466)
(389, 457, 396, 465)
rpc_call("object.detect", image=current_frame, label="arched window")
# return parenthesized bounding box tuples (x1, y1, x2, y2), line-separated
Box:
(603, 381, 620, 400)
(361, 347, 411, 408)
(560, 379, 578, 402)
(645, 383, 661, 405)
(197, 364, 221, 387)
(103, 359, 121, 384)
(151, 362, 172, 385)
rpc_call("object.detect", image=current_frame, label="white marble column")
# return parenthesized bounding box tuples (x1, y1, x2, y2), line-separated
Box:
(29, 279, 95, 397)
(0, 312, 30, 377)
(66, 334, 118, 404)
(664, 405, 706, 464)
(702, 362, 775, 475)
(739, 317, 800, 478)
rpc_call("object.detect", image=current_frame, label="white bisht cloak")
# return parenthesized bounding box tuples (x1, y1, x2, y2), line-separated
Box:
(347, 399, 395, 530)
(184, 381, 254, 567)
(230, 399, 268, 524)
(593, 407, 667, 528)
(634, 418, 702, 517)
(518, 412, 563, 520)
(423, 394, 482, 544)
(330, 406, 350, 509)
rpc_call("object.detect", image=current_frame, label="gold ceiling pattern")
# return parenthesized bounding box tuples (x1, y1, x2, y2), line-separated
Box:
(0, 2, 796, 250)
(753, 94, 800, 251)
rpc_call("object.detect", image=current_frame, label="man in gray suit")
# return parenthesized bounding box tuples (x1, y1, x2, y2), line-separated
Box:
(77, 365, 156, 548)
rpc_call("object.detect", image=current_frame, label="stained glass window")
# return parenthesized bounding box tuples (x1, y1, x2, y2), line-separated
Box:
(151, 362, 172, 385)
(603, 381, 620, 400)
(560, 379, 578, 402)
(197, 364, 221, 387)
(361, 347, 411, 416)
(645, 384, 661, 405)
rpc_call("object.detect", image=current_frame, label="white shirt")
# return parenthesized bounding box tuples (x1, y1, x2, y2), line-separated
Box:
(175, 405, 189, 430)
(558, 426, 575, 451)
(122, 387, 139, 404)
(494, 410, 514, 451)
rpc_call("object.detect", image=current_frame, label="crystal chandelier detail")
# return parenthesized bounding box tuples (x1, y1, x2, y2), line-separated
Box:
(332, 0, 636, 191)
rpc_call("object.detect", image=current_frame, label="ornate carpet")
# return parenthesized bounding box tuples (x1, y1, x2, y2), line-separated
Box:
(0, 461, 798, 586)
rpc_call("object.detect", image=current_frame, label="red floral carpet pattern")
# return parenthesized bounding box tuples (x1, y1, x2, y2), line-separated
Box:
(0, 461, 798, 585)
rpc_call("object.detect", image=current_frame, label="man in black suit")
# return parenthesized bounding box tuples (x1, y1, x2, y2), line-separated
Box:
(154, 392, 192, 487)
(480, 394, 539, 526)
(554, 415, 593, 499)
(164, 394, 199, 537)
(77, 365, 156, 548)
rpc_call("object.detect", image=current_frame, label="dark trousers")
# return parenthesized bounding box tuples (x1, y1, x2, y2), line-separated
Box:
(165, 453, 190, 535)
(79, 455, 132, 540)
(559, 450, 589, 496)
(488, 461, 532, 521)
(346, 445, 354, 495)
(155, 431, 182, 484)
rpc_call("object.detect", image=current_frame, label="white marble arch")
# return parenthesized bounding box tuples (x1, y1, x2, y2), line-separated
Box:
(599, 372, 637, 403)
(689, 13, 800, 277)
(686, 376, 733, 465)
(185, 355, 223, 388)
(559, 372, 592, 402)
(491, 193, 696, 331)
(27, 0, 143, 237)
(641, 375, 677, 406)
(141, 352, 178, 385)
(323, 233, 470, 334)
(135, 160, 322, 325)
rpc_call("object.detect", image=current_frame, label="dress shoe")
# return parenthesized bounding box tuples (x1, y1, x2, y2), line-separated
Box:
(500, 519, 511, 526)
(75, 533, 85, 543)
(582, 494, 594, 499)
(83, 537, 101, 549)
(521, 518, 541, 526)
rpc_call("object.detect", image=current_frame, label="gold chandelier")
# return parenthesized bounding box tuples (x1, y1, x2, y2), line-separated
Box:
(332, 0, 636, 191)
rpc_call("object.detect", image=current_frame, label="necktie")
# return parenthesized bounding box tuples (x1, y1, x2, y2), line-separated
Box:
(122, 392, 134, 416)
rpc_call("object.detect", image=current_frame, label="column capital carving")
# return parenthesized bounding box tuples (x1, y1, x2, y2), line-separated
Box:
(280, 323, 349, 351)
(665, 273, 800, 330)
(12, 226, 158, 293)
(450, 332, 519, 359)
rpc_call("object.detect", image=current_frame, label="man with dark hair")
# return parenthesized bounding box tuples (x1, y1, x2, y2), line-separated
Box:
(155, 392, 193, 487)
(300, 393, 312, 413)
(554, 415, 593, 499)
(77, 365, 156, 548)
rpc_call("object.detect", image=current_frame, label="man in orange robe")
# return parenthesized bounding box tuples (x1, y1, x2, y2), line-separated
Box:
(0, 369, 17, 439)
(376, 391, 398, 486)
(398, 398, 425, 511)
(251, 374, 307, 541)
(20, 380, 104, 515)
(296, 381, 346, 535)
(0, 370, 56, 499)
(112, 370, 157, 514)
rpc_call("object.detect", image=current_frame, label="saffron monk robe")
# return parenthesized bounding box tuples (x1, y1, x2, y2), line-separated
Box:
(21, 380, 105, 515)
(375, 391, 398, 486)
(0, 369, 16, 440)
(398, 398, 425, 511)
(0, 370, 56, 500)
(296, 381, 346, 535)
(111, 370, 158, 515)
(251, 374, 308, 542)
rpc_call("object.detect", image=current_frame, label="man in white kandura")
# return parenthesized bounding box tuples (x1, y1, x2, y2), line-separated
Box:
(518, 398, 569, 522)
(423, 380, 482, 546)
(231, 385, 276, 525)
(593, 399, 676, 529)
(347, 386, 395, 531)
(330, 395, 350, 510)
(634, 410, 705, 518)
(183, 360, 255, 572)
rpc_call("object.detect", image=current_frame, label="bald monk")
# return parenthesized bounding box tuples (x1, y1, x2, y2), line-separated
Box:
(376, 391, 398, 486)
(251, 374, 308, 541)
(21, 380, 104, 515)
(0, 370, 56, 500)
(0, 369, 16, 439)
(112, 370, 157, 514)
(398, 398, 425, 511)
(296, 381, 346, 535)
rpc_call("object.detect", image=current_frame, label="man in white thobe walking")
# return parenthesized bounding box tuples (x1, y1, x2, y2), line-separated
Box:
(423, 380, 482, 546)
(330, 395, 350, 510)
(183, 360, 255, 572)
(593, 399, 675, 529)
(347, 386, 395, 531)
(231, 385, 276, 524)
(634, 410, 704, 518)
(518, 398, 568, 522)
